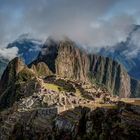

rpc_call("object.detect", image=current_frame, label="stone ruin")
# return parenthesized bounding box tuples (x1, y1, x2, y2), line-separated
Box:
(37, 107, 58, 118)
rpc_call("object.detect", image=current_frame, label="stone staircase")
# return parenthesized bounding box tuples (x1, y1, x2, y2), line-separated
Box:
(0, 111, 22, 140)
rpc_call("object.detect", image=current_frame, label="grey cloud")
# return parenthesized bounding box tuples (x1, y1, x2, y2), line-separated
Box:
(0, 0, 139, 51)
(124, 28, 140, 58)
(86, 14, 136, 47)
(0, 0, 120, 46)
(0, 47, 19, 60)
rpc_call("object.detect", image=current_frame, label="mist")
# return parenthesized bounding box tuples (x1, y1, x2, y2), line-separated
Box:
(0, 47, 19, 60)
(0, 0, 140, 59)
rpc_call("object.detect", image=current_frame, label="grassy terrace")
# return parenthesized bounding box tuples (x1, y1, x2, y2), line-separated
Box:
(41, 78, 140, 111)
(42, 83, 61, 92)
(42, 77, 83, 95)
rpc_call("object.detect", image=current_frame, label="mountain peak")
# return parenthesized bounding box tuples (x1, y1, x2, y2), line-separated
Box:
(6, 34, 42, 65)
(0, 57, 25, 94)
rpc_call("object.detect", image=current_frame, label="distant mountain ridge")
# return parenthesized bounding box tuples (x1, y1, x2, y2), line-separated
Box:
(0, 34, 42, 77)
(98, 25, 140, 80)
(0, 25, 140, 80)
(7, 34, 42, 64)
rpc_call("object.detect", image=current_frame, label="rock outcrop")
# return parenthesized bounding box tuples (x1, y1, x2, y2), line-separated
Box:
(56, 40, 90, 81)
(0, 58, 41, 109)
(32, 38, 132, 97)
(0, 57, 25, 93)
(89, 55, 131, 97)
(31, 62, 53, 77)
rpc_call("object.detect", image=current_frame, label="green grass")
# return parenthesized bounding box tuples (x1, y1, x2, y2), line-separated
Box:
(43, 83, 65, 92)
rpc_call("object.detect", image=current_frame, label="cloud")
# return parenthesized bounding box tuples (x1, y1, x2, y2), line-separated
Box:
(86, 14, 136, 47)
(0, 47, 19, 60)
(0, 0, 119, 46)
(123, 27, 140, 58)
(0, 0, 139, 50)
(130, 27, 140, 47)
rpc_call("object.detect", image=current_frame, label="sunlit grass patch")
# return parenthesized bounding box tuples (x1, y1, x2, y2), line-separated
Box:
(43, 83, 62, 92)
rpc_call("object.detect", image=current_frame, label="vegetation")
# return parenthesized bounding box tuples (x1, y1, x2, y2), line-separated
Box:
(17, 67, 35, 82)
(43, 83, 61, 92)
(55, 79, 76, 92)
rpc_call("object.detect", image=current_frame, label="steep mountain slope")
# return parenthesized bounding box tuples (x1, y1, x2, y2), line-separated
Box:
(0, 57, 41, 109)
(31, 38, 131, 97)
(0, 55, 112, 110)
(89, 55, 131, 97)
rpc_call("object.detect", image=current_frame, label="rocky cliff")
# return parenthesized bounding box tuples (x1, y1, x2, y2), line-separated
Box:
(0, 57, 25, 93)
(56, 40, 90, 81)
(0, 58, 41, 109)
(89, 55, 131, 97)
(32, 38, 132, 97)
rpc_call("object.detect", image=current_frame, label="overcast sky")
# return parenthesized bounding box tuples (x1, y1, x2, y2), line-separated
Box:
(0, 0, 140, 48)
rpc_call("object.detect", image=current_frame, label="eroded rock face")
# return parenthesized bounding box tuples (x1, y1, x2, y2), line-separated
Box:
(56, 40, 90, 81)
(34, 39, 132, 97)
(0, 57, 25, 93)
(89, 55, 131, 97)
(0, 58, 27, 109)
(0, 58, 41, 109)
(31, 62, 53, 77)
